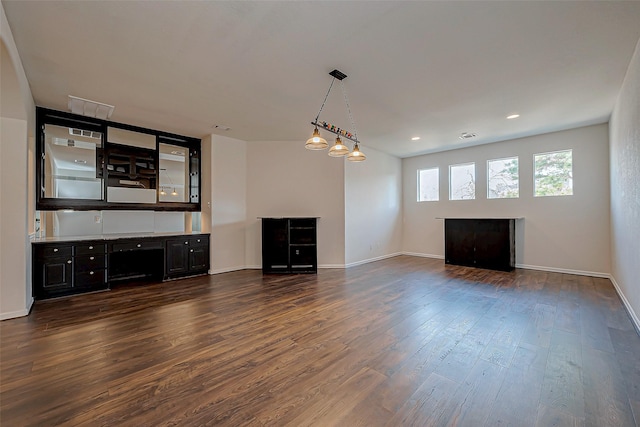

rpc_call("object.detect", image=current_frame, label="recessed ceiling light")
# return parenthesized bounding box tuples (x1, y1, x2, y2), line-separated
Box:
(170, 150, 185, 156)
(459, 132, 477, 140)
(213, 124, 231, 131)
(74, 159, 87, 164)
(506, 114, 520, 119)
(411, 137, 420, 141)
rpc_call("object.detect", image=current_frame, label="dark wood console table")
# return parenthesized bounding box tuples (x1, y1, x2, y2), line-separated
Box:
(442, 218, 519, 272)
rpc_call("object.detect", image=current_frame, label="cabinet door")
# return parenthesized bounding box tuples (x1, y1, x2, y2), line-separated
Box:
(474, 219, 514, 271)
(444, 219, 476, 267)
(35, 257, 73, 298)
(188, 236, 209, 272)
(189, 246, 209, 272)
(290, 245, 317, 272)
(165, 239, 190, 276)
(262, 219, 289, 272)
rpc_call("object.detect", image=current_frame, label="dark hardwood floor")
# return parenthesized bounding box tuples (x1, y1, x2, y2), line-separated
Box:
(1, 256, 639, 426)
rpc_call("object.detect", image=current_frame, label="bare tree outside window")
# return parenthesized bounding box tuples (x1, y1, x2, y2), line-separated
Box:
(418, 168, 439, 201)
(534, 150, 573, 197)
(488, 157, 519, 199)
(449, 163, 475, 200)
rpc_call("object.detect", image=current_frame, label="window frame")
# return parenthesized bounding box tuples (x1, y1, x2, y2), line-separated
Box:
(533, 149, 573, 197)
(417, 167, 439, 202)
(487, 156, 519, 199)
(449, 162, 476, 201)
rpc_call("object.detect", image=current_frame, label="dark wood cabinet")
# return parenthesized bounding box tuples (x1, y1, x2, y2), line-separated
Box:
(33, 233, 209, 300)
(261, 218, 317, 274)
(33, 241, 107, 299)
(444, 218, 516, 272)
(165, 235, 210, 278)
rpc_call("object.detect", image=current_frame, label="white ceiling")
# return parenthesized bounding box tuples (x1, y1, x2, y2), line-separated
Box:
(3, 1, 640, 158)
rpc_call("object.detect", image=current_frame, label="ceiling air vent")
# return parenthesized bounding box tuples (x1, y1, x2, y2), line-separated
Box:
(69, 128, 102, 139)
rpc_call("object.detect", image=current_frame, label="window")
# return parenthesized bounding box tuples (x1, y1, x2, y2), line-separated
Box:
(534, 149, 573, 197)
(417, 168, 439, 201)
(449, 162, 475, 200)
(487, 157, 519, 199)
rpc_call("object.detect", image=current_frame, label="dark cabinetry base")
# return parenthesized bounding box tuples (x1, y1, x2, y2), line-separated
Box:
(261, 218, 317, 274)
(444, 218, 516, 272)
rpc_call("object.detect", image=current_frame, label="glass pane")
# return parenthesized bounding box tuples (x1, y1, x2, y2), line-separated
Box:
(159, 143, 188, 202)
(534, 150, 573, 197)
(449, 163, 475, 200)
(418, 168, 439, 201)
(43, 123, 103, 200)
(487, 157, 519, 199)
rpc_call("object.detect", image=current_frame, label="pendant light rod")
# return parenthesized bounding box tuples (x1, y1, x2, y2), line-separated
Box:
(311, 120, 359, 144)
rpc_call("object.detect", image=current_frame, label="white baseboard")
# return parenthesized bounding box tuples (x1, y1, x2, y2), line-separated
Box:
(609, 275, 640, 334)
(344, 252, 403, 268)
(208, 266, 248, 275)
(0, 297, 33, 320)
(515, 263, 609, 278)
(402, 251, 445, 260)
(319, 264, 345, 269)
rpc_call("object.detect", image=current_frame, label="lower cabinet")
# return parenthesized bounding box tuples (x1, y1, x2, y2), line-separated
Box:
(33, 242, 107, 300)
(165, 235, 210, 279)
(32, 234, 210, 300)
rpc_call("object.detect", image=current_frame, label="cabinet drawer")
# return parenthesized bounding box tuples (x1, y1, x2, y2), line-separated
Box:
(112, 239, 163, 252)
(75, 243, 106, 255)
(34, 244, 73, 259)
(75, 270, 107, 288)
(74, 254, 106, 273)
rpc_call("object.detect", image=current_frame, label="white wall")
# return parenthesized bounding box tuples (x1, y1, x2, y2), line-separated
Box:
(210, 134, 247, 274)
(1, 118, 30, 319)
(345, 145, 403, 266)
(1, 2, 35, 320)
(402, 124, 611, 276)
(246, 141, 345, 268)
(610, 37, 640, 330)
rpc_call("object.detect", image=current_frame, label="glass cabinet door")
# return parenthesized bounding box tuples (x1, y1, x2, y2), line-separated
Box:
(43, 123, 103, 200)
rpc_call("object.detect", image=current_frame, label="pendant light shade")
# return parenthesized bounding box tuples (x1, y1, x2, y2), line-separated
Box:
(305, 127, 328, 150)
(347, 143, 366, 162)
(328, 136, 349, 157)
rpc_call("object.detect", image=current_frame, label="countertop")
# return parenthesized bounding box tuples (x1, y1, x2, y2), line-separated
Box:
(31, 231, 209, 244)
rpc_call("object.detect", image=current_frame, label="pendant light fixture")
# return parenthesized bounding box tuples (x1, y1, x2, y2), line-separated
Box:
(306, 69, 366, 162)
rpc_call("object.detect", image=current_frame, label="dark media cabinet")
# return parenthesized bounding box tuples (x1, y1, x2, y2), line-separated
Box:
(444, 218, 517, 272)
(261, 217, 317, 274)
(32, 233, 209, 300)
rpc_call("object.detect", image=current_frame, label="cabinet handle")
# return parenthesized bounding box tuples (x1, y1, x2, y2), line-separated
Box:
(89, 246, 94, 250)
(53, 248, 58, 252)
(137, 244, 142, 248)
(90, 256, 94, 260)
(67, 260, 72, 264)
(90, 271, 94, 275)
(184, 241, 189, 245)
(190, 249, 193, 253)
(197, 239, 201, 243)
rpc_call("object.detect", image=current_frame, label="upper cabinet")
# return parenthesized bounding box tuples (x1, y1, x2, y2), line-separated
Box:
(36, 107, 201, 211)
